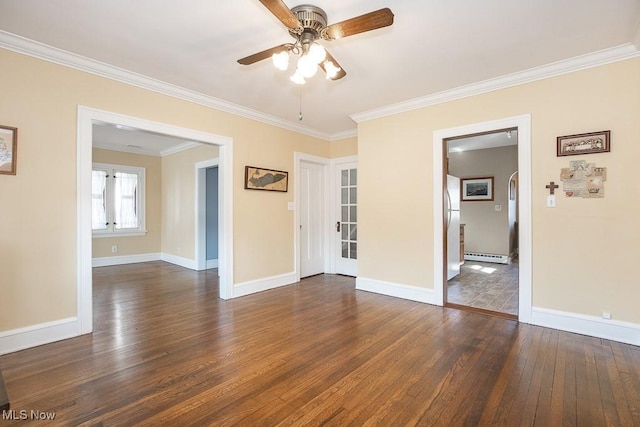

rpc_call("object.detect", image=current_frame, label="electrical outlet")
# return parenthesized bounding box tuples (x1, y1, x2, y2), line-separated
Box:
(602, 312, 611, 320)
(111, 245, 118, 253)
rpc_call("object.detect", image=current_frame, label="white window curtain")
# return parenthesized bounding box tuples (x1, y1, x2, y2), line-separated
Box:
(92, 163, 145, 235)
(114, 171, 139, 229)
(91, 170, 108, 230)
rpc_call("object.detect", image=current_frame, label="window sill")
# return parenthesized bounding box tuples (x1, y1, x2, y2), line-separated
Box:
(92, 231, 148, 238)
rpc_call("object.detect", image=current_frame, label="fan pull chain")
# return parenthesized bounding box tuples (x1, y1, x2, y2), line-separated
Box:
(298, 86, 304, 121)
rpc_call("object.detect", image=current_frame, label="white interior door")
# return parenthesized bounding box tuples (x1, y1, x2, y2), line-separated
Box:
(300, 161, 325, 277)
(335, 162, 358, 276)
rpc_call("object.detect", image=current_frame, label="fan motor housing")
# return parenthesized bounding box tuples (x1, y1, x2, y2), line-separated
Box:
(290, 4, 327, 36)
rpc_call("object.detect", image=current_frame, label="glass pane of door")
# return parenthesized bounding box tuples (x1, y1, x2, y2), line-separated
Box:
(340, 168, 357, 260)
(335, 161, 357, 277)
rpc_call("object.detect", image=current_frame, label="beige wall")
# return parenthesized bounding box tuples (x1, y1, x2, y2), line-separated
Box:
(0, 48, 328, 331)
(359, 57, 640, 324)
(330, 136, 357, 158)
(449, 145, 518, 255)
(161, 144, 219, 261)
(92, 148, 162, 258)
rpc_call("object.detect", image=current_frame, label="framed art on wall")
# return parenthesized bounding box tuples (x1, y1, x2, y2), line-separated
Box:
(244, 166, 288, 192)
(461, 177, 494, 201)
(0, 125, 17, 175)
(557, 130, 610, 156)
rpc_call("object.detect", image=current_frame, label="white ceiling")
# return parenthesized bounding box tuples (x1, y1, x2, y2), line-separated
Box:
(449, 130, 518, 153)
(1, 0, 639, 140)
(92, 122, 199, 157)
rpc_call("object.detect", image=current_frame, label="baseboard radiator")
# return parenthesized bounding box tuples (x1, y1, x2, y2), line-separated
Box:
(464, 252, 510, 264)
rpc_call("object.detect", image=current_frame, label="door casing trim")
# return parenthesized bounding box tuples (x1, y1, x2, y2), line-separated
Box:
(78, 106, 235, 336)
(432, 114, 532, 323)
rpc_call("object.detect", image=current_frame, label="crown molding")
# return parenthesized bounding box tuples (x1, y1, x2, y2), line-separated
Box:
(93, 140, 201, 157)
(633, 15, 640, 50)
(328, 128, 358, 141)
(93, 142, 161, 157)
(351, 43, 640, 124)
(0, 30, 343, 141)
(160, 141, 201, 157)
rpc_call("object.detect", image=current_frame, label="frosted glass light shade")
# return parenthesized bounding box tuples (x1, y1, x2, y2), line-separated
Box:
(272, 51, 289, 71)
(308, 43, 326, 64)
(290, 70, 306, 84)
(323, 60, 341, 79)
(297, 54, 318, 78)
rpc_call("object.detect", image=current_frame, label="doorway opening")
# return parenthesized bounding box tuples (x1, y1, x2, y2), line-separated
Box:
(77, 106, 234, 336)
(195, 159, 220, 272)
(444, 129, 519, 319)
(432, 114, 532, 324)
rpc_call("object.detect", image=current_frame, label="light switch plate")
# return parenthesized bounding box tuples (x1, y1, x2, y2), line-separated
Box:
(287, 202, 295, 211)
(546, 195, 556, 207)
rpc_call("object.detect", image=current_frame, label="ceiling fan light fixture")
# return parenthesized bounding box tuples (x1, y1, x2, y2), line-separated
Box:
(323, 60, 341, 79)
(290, 70, 306, 85)
(239, 3, 395, 86)
(297, 54, 318, 78)
(308, 43, 326, 64)
(272, 51, 290, 71)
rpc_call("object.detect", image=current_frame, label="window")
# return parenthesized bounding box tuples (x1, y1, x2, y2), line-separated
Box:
(92, 163, 146, 237)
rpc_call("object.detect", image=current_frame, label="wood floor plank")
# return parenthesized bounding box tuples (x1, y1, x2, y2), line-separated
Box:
(1, 262, 639, 426)
(561, 333, 579, 426)
(594, 339, 626, 427)
(611, 340, 640, 424)
(578, 336, 607, 426)
(530, 328, 559, 427)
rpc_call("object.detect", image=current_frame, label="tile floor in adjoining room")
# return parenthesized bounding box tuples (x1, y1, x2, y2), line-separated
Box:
(447, 259, 519, 316)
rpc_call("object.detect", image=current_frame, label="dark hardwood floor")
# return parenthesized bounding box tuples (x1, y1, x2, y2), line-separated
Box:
(1, 261, 639, 426)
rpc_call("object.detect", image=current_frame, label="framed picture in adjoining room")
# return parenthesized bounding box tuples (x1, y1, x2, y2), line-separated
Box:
(557, 130, 610, 156)
(244, 166, 288, 192)
(0, 125, 17, 175)
(461, 177, 494, 201)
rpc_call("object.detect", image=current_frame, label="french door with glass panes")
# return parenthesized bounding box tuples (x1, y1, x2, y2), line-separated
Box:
(336, 162, 357, 276)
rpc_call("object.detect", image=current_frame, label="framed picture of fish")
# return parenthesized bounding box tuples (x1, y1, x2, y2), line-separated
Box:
(244, 166, 288, 192)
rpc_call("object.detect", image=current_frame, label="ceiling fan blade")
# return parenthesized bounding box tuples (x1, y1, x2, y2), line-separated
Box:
(320, 50, 347, 80)
(238, 44, 289, 65)
(323, 8, 394, 40)
(258, 0, 302, 30)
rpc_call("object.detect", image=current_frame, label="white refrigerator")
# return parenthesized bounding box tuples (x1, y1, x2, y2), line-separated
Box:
(446, 174, 461, 280)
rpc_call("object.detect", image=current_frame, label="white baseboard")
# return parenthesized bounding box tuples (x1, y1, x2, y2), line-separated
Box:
(356, 277, 437, 305)
(160, 253, 197, 270)
(206, 259, 219, 269)
(92, 252, 197, 270)
(531, 307, 640, 347)
(0, 317, 80, 355)
(92, 253, 161, 267)
(233, 272, 297, 298)
(464, 252, 510, 264)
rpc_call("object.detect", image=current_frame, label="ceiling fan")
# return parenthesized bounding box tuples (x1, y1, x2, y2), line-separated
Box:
(238, 0, 394, 84)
